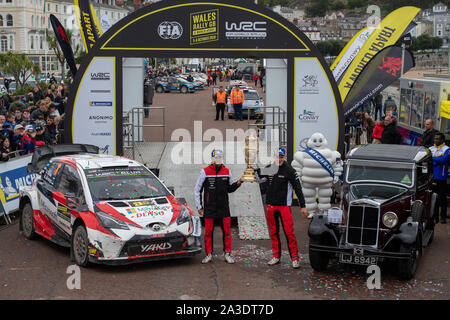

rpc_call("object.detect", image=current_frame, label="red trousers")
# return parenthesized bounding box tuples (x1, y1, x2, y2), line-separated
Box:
(266, 205, 299, 260)
(204, 217, 232, 254)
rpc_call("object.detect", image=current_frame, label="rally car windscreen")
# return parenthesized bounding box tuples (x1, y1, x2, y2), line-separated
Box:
(84, 167, 170, 201)
(346, 160, 415, 187)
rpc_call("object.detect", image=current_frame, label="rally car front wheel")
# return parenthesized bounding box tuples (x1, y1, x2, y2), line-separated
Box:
(21, 203, 36, 240)
(72, 225, 90, 267)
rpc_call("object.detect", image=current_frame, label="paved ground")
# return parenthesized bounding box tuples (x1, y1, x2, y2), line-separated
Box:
(0, 211, 448, 300)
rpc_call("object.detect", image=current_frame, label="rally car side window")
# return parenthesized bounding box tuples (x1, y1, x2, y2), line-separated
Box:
(58, 165, 84, 202)
(42, 162, 62, 186)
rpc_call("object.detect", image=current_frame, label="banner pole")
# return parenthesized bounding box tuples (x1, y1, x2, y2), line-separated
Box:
(401, 42, 405, 77)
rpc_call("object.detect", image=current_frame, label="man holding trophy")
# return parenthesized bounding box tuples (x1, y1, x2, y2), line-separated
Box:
(255, 147, 308, 269)
(195, 149, 243, 264)
(242, 136, 308, 269)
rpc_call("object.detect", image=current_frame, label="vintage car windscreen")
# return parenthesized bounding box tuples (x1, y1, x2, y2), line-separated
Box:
(84, 166, 169, 201)
(350, 184, 408, 200)
(346, 160, 414, 187)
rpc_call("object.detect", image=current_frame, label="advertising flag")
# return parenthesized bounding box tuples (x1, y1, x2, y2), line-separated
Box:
(74, 0, 101, 52)
(49, 14, 78, 76)
(343, 45, 415, 117)
(332, 27, 375, 83)
(338, 6, 420, 102)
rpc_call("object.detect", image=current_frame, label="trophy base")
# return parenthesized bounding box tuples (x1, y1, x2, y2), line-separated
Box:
(242, 169, 256, 182)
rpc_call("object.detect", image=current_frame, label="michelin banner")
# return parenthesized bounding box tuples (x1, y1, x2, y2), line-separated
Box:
(72, 57, 116, 155)
(294, 58, 339, 151)
(0, 155, 35, 216)
(338, 6, 420, 102)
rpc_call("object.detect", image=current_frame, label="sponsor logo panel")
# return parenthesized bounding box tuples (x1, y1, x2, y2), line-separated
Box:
(190, 9, 219, 45)
(225, 21, 267, 39)
(158, 21, 183, 40)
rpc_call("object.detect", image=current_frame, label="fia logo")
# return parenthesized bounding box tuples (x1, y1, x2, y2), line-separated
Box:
(158, 21, 183, 40)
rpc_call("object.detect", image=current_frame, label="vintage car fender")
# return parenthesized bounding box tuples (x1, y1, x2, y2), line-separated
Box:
(429, 192, 438, 221)
(308, 214, 338, 245)
(388, 221, 419, 246)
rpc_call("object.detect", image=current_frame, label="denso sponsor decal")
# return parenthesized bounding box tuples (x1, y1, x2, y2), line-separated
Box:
(130, 210, 166, 219)
(141, 242, 172, 253)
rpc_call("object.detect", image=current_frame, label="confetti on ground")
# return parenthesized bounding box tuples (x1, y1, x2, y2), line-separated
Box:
(238, 216, 270, 240)
(231, 243, 448, 299)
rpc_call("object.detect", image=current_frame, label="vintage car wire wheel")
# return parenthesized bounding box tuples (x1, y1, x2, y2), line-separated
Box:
(309, 238, 330, 272)
(73, 225, 89, 267)
(21, 203, 36, 240)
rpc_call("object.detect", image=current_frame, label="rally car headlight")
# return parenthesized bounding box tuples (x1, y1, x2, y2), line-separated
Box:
(176, 206, 191, 225)
(96, 211, 130, 230)
(382, 212, 398, 228)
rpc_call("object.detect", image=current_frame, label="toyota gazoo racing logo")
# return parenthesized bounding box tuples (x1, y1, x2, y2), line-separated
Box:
(225, 21, 267, 39)
(158, 21, 183, 39)
(140, 242, 172, 253)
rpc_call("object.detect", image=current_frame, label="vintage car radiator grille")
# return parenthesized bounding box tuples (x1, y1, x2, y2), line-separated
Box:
(346, 205, 379, 246)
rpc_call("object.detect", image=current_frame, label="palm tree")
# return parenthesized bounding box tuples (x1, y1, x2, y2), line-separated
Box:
(46, 28, 82, 80)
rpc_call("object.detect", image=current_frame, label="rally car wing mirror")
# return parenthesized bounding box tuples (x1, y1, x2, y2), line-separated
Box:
(167, 186, 175, 195)
(52, 191, 66, 204)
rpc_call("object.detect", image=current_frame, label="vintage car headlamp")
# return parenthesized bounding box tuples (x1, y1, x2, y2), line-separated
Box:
(176, 206, 191, 225)
(382, 212, 398, 228)
(96, 211, 130, 230)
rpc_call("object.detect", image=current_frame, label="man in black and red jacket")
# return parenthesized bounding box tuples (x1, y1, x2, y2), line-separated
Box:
(257, 147, 308, 269)
(194, 149, 243, 264)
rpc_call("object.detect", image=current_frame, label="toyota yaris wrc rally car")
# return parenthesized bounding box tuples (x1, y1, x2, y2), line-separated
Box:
(19, 145, 201, 266)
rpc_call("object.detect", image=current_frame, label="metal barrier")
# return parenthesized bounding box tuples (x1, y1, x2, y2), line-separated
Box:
(123, 106, 166, 159)
(246, 105, 287, 149)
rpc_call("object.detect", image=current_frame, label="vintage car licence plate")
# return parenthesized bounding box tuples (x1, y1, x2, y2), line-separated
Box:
(339, 254, 377, 265)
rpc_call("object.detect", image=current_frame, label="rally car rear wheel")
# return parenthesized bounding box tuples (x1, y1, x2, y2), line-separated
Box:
(21, 203, 36, 240)
(180, 86, 188, 93)
(156, 85, 164, 93)
(72, 225, 90, 267)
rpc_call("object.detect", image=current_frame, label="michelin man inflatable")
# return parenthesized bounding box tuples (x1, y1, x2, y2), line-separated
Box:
(292, 133, 343, 218)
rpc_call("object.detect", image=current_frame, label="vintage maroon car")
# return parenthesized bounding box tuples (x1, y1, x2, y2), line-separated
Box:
(308, 144, 437, 279)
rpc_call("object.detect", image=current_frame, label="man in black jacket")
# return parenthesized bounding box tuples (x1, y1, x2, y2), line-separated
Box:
(257, 147, 307, 269)
(381, 115, 402, 144)
(194, 149, 243, 264)
(420, 119, 439, 148)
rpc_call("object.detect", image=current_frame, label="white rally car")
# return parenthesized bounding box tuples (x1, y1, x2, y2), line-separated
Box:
(19, 145, 201, 266)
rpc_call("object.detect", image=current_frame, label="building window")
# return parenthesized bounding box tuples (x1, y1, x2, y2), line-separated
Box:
(64, 5, 67, 14)
(55, 5, 58, 13)
(40, 35, 43, 49)
(6, 14, 13, 26)
(1, 36, 8, 52)
(9, 35, 13, 50)
(0, 15, 3, 27)
(47, 3, 50, 11)
(31, 15, 34, 27)
(30, 35, 34, 50)
(6, 0, 12, 3)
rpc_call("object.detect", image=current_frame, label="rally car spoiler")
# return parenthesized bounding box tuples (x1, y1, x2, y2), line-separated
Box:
(27, 144, 100, 173)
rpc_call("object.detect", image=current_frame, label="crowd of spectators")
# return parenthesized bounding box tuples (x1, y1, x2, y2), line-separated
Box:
(0, 78, 67, 161)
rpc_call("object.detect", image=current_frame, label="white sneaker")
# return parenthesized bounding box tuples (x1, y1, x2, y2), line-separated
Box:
(267, 257, 280, 266)
(224, 253, 235, 264)
(292, 260, 300, 269)
(201, 254, 213, 264)
(307, 212, 315, 219)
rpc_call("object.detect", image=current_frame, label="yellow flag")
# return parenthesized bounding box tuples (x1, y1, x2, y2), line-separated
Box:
(338, 6, 420, 102)
(440, 101, 450, 119)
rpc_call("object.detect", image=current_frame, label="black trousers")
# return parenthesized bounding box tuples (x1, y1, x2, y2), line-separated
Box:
(216, 103, 225, 120)
(433, 180, 447, 221)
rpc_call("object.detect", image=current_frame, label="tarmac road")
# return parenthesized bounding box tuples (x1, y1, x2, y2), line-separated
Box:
(0, 209, 448, 300)
(0, 80, 448, 300)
